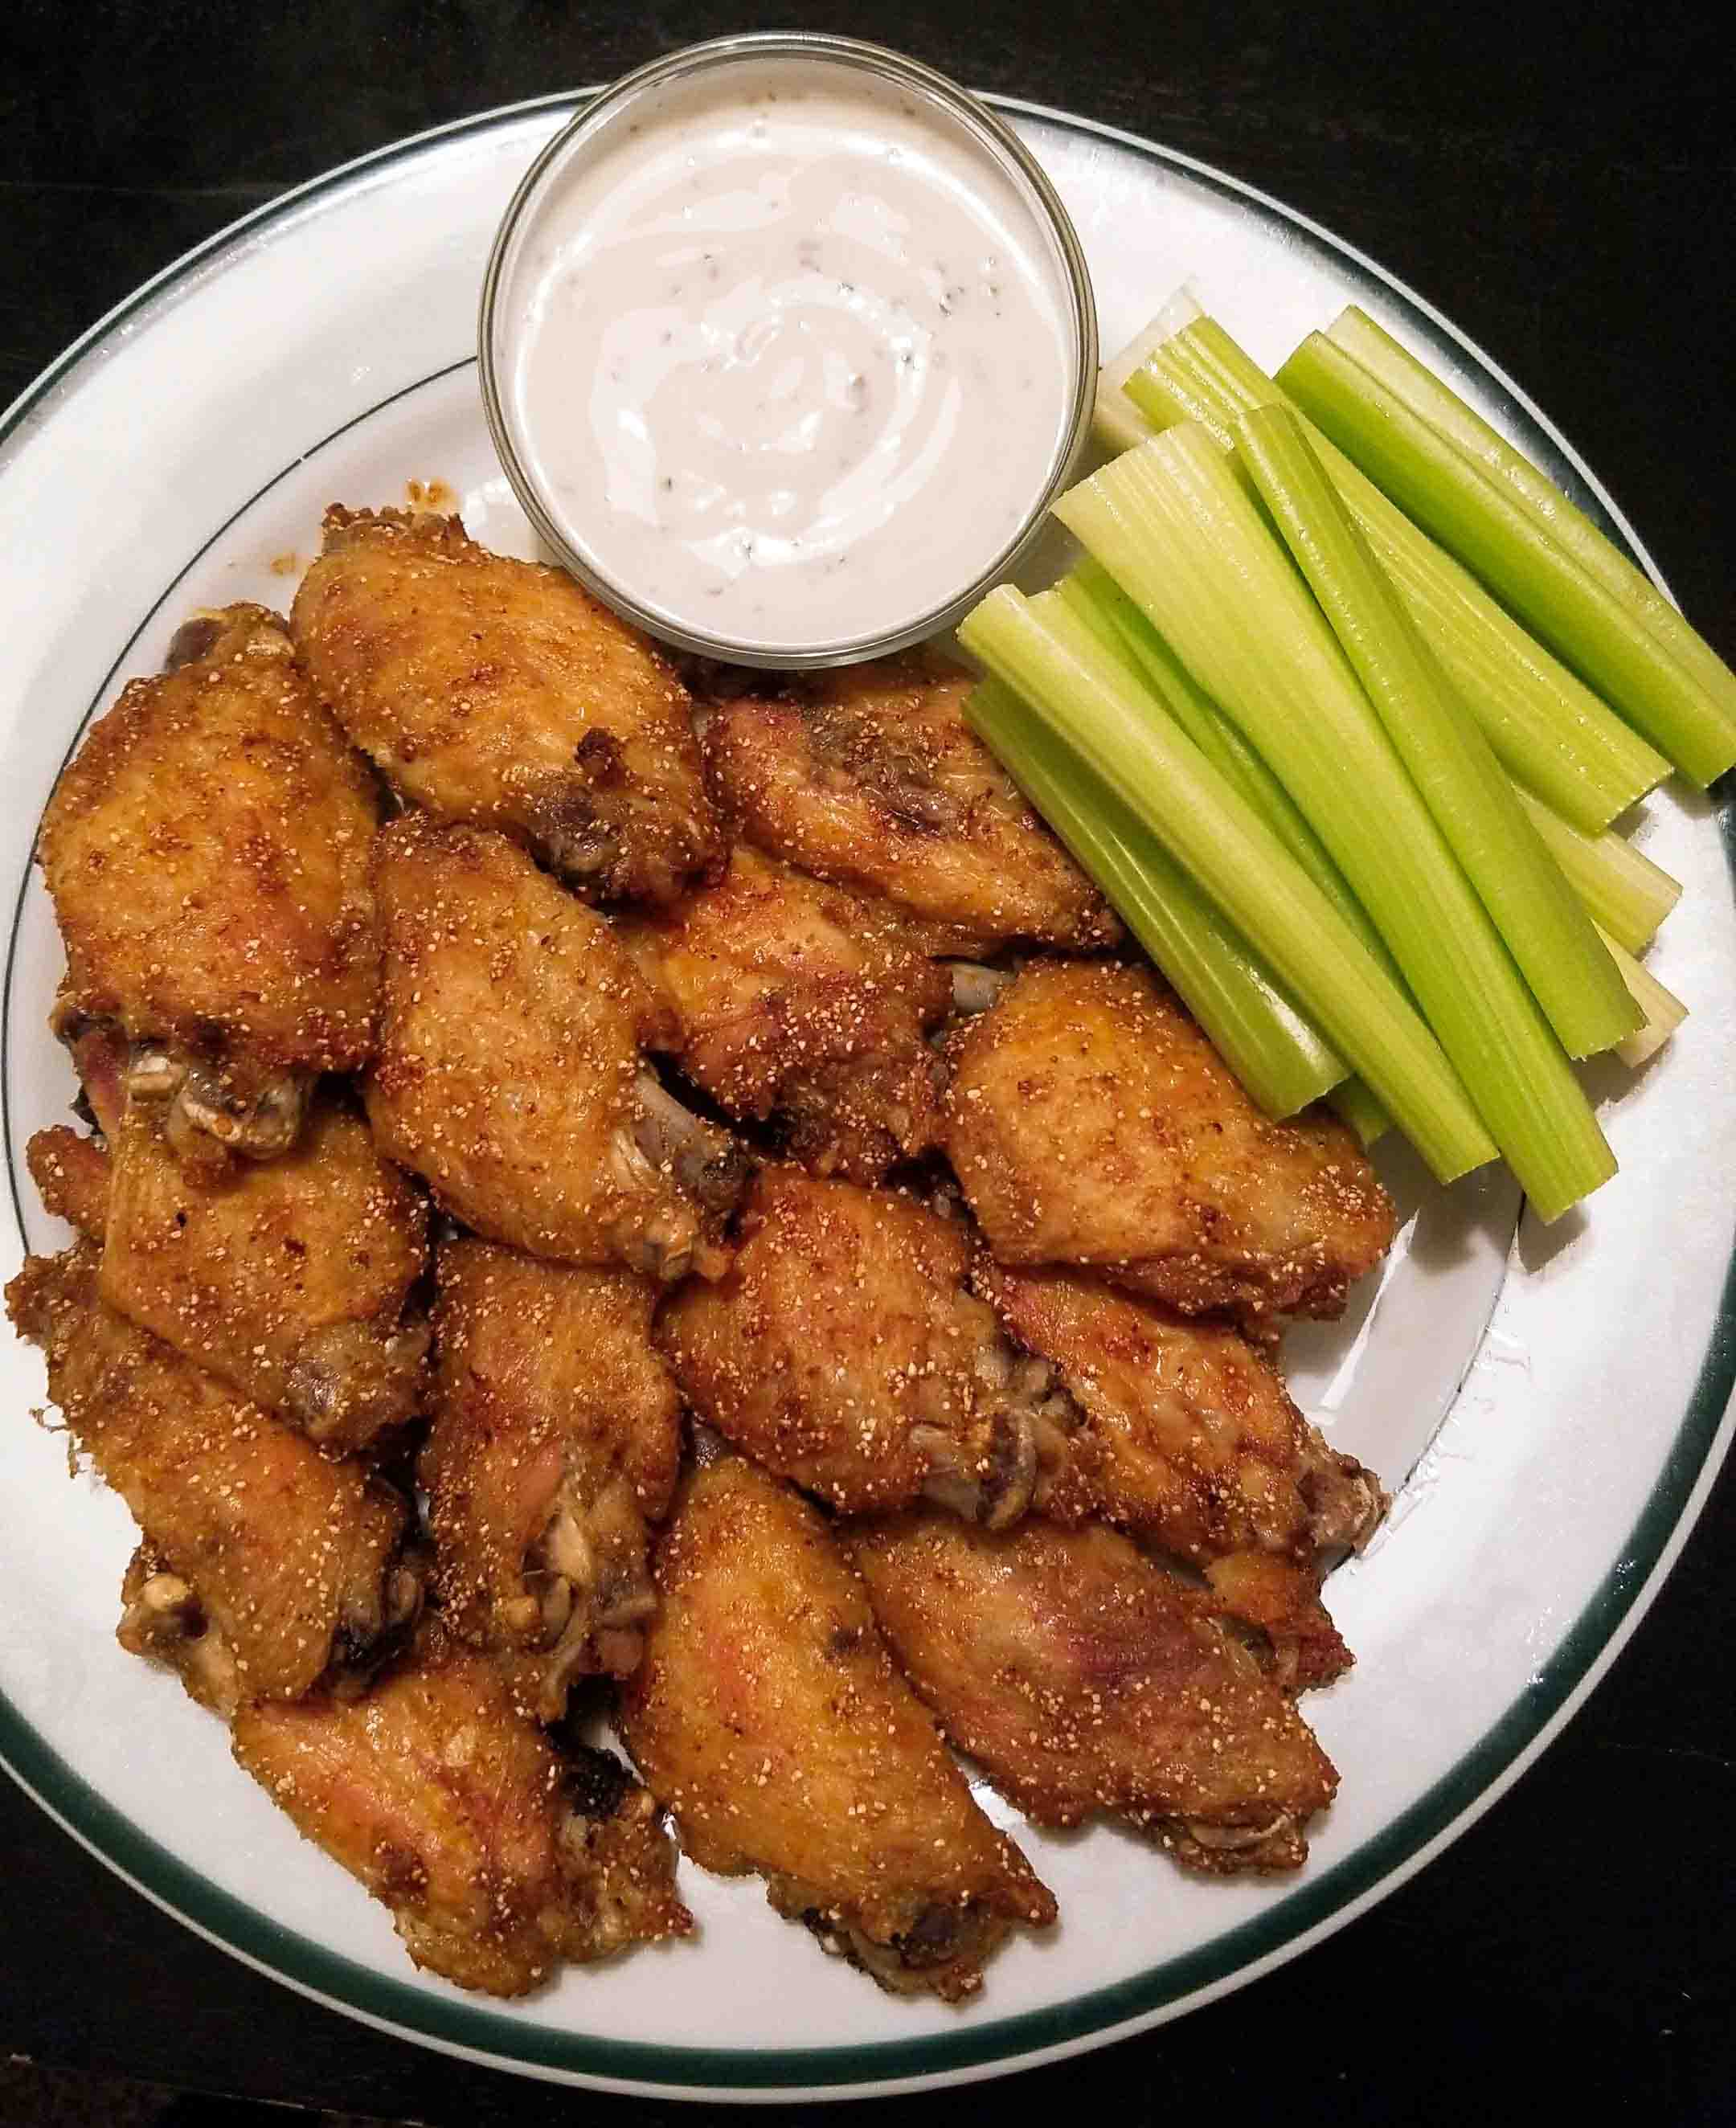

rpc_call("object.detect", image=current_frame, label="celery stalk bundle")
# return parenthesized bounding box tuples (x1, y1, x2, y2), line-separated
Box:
(1054, 426, 1616, 1221)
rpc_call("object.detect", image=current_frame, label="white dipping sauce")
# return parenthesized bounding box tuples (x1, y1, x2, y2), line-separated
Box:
(500, 58, 1076, 657)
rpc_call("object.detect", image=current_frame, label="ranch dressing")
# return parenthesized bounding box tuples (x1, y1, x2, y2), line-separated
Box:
(501, 58, 1076, 657)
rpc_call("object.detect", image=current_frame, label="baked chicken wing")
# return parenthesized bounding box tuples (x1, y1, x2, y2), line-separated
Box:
(291, 506, 722, 906)
(6, 1246, 418, 1704)
(32, 1089, 428, 1453)
(618, 1452, 1054, 1999)
(848, 1512, 1338, 1873)
(421, 1238, 682, 1717)
(944, 960, 1396, 1321)
(367, 816, 746, 1279)
(617, 846, 950, 1181)
(700, 653, 1121, 952)
(981, 1263, 1385, 1687)
(233, 1627, 691, 1995)
(39, 604, 378, 1158)
(657, 1167, 1089, 1524)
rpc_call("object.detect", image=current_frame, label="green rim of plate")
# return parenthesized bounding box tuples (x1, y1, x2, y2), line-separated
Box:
(2, 88, 1731, 2097)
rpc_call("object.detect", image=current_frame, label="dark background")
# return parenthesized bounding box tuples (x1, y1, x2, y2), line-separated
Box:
(2, 2, 1733, 2122)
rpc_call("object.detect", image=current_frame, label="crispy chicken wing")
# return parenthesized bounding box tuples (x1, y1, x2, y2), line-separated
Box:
(618, 1452, 1054, 1999)
(657, 1167, 1089, 1524)
(39, 604, 379, 1157)
(616, 846, 949, 1181)
(944, 960, 1396, 1321)
(848, 1512, 1338, 1873)
(233, 1626, 690, 1995)
(981, 1263, 1386, 1687)
(291, 507, 722, 905)
(6, 1246, 418, 1702)
(421, 1238, 681, 1717)
(367, 816, 747, 1279)
(32, 1091, 428, 1453)
(701, 653, 1121, 951)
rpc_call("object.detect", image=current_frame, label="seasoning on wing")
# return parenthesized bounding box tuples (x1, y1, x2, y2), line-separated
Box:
(700, 650, 1122, 951)
(944, 959, 1396, 1321)
(848, 1511, 1339, 1873)
(39, 604, 379, 1159)
(367, 816, 747, 1279)
(617, 1451, 1054, 1999)
(420, 1238, 681, 1717)
(233, 1626, 691, 1995)
(980, 1262, 1386, 1687)
(657, 1166, 1091, 1524)
(6, 1246, 420, 1706)
(616, 845, 951, 1181)
(32, 1065, 428, 1451)
(291, 505, 723, 906)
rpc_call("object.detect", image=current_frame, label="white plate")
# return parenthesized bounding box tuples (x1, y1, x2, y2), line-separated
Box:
(1, 92, 1732, 2103)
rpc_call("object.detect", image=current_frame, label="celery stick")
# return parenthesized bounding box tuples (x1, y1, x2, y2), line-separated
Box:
(1055, 561, 1403, 984)
(1328, 1074, 1391, 1148)
(1057, 429, 1615, 1219)
(1516, 790, 1681, 954)
(1325, 305, 1736, 737)
(957, 584, 1495, 1181)
(1235, 403, 1640, 1060)
(965, 678, 1345, 1115)
(1279, 333, 1736, 787)
(1093, 321, 1168, 455)
(1598, 927, 1688, 1069)
(1128, 328, 1670, 830)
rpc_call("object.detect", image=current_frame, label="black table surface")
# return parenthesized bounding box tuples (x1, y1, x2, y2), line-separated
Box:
(2, 2, 1733, 2122)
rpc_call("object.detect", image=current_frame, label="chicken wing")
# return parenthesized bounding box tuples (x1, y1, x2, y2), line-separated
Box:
(39, 604, 378, 1158)
(700, 652, 1121, 952)
(616, 846, 950, 1181)
(421, 1238, 681, 1716)
(233, 1626, 690, 1995)
(617, 1451, 1054, 1999)
(6, 1246, 419, 1701)
(367, 816, 747, 1279)
(981, 1263, 1385, 1687)
(291, 506, 722, 906)
(657, 1167, 1090, 1524)
(32, 1091, 428, 1453)
(848, 1512, 1338, 1873)
(944, 960, 1396, 1321)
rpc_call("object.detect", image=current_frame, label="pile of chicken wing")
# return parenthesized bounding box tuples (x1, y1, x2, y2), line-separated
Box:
(8, 504, 1398, 2004)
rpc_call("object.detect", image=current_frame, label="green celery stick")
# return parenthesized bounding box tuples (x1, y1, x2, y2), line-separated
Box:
(1515, 790, 1681, 954)
(965, 677, 1345, 1115)
(1056, 428, 1616, 1219)
(1235, 403, 1640, 1060)
(956, 583, 1495, 1181)
(1092, 315, 1169, 454)
(1327, 1073, 1391, 1148)
(1125, 323, 1670, 829)
(1597, 927, 1687, 1069)
(1279, 331, 1736, 786)
(1325, 305, 1736, 737)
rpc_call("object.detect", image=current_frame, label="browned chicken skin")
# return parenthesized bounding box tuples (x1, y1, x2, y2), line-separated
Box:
(618, 1452, 1054, 1999)
(31, 1091, 428, 1454)
(291, 507, 723, 905)
(848, 1512, 1339, 1873)
(657, 1167, 1090, 1524)
(39, 604, 379, 1157)
(233, 1626, 691, 1995)
(6, 1246, 417, 1702)
(617, 846, 951, 1182)
(420, 1238, 682, 1717)
(944, 960, 1397, 1321)
(367, 816, 746, 1279)
(981, 1263, 1386, 1688)
(701, 653, 1121, 952)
